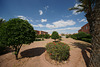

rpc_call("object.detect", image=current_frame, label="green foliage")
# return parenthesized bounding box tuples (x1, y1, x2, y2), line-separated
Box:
(69, 0, 96, 13)
(66, 34, 72, 38)
(59, 36, 62, 41)
(0, 18, 35, 59)
(36, 34, 50, 39)
(36, 34, 45, 38)
(46, 42, 70, 62)
(0, 22, 8, 55)
(71, 34, 78, 40)
(0, 44, 6, 55)
(61, 33, 65, 36)
(35, 38, 42, 41)
(44, 34, 50, 39)
(66, 35, 69, 38)
(51, 31, 59, 41)
(77, 32, 87, 40)
(71, 32, 92, 43)
(35, 38, 44, 41)
(82, 38, 91, 43)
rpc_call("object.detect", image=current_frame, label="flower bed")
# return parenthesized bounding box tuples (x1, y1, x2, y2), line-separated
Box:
(46, 42, 70, 62)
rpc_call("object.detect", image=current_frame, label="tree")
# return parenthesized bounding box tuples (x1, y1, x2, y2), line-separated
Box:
(0, 22, 7, 55)
(0, 18, 35, 60)
(69, 0, 100, 67)
(51, 31, 59, 41)
(61, 33, 65, 36)
(44, 34, 50, 39)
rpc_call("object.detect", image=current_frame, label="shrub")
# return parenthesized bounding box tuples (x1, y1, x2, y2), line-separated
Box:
(77, 32, 87, 40)
(61, 33, 65, 36)
(46, 42, 70, 62)
(36, 34, 45, 38)
(42, 38, 44, 41)
(59, 36, 62, 41)
(44, 34, 50, 39)
(66, 35, 69, 38)
(0, 18, 35, 59)
(70, 32, 92, 43)
(82, 38, 91, 43)
(86, 34, 92, 39)
(51, 31, 59, 41)
(35, 38, 41, 41)
(71, 34, 78, 40)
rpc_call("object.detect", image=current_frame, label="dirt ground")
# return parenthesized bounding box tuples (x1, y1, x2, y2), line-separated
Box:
(0, 38, 91, 67)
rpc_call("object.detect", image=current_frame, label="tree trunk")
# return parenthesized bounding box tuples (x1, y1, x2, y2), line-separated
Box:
(15, 53, 18, 60)
(15, 44, 22, 60)
(86, 0, 100, 67)
(55, 39, 56, 41)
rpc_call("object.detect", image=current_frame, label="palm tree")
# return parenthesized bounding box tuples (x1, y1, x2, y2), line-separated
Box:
(69, 0, 100, 67)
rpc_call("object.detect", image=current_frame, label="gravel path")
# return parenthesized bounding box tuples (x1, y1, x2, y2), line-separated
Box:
(0, 38, 90, 67)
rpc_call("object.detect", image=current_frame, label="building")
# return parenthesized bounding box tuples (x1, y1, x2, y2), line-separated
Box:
(78, 23, 90, 34)
(35, 30, 48, 35)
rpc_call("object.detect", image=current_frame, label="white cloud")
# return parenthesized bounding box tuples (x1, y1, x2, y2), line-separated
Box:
(72, 3, 83, 15)
(43, 27, 81, 34)
(31, 24, 44, 27)
(72, 10, 81, 15)
(46, 20, 76, 28)
(39, 10, 43, 15)
(0, 17, 5, 21)
(66, 27, 81, 30)
(17, 15, 33, 22)
(74, 3, 83, 9)
(41, 19, 47, 22)
(79, 19, 87, 22)
(46, 24, 55, 28)
(44, 6, 49, 10)
(17, 16, 28, 21)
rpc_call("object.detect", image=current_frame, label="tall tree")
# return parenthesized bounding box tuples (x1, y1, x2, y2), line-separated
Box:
(69, 0, 100, 67)
(0, 18, 35, 60)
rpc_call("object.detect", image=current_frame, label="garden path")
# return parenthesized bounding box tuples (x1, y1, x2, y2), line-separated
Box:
(0, 38, 91, 67)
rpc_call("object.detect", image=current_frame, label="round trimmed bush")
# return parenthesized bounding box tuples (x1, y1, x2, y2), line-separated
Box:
(46, 42, 70, 62)
(51, 31, 59, 41)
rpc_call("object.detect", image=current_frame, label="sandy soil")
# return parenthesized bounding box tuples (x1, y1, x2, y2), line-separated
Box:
(0, 38, 91, 67)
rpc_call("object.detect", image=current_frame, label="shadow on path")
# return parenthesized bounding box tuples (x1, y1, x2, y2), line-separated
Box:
(73, 42, 92, 67)
(0, 47, 14, 56)
(20, 47, 45, 58)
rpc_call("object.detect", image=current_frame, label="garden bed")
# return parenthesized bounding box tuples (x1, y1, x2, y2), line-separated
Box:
(45, 42, 70, 64)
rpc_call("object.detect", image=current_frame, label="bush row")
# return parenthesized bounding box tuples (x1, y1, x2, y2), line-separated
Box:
(35, 38, 44, 41)
(35, 34, 50, 39)
(66, 32, 92, 43)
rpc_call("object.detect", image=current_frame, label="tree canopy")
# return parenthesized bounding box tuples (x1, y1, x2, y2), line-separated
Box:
(51, 31, 59, 41)
(0, 18, 35, 59)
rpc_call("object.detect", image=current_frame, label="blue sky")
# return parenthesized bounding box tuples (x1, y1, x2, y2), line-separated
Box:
(0, 0, 88, 34)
